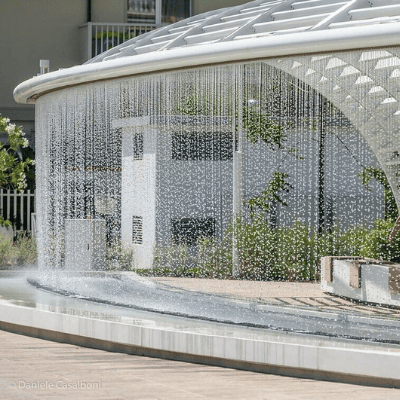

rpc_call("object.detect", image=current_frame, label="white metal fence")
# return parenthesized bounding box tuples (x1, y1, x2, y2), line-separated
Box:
(0, 189, 35, 233)
(83, 22, 157, 59)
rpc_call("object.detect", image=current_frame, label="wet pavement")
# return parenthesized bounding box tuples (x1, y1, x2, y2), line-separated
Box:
(152, 276, 400, 319)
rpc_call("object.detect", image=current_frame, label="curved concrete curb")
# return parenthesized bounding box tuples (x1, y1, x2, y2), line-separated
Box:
(1, 301, 400, 388)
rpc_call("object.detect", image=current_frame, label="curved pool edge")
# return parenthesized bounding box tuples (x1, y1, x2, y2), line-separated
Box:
(1, 300, 400, 388)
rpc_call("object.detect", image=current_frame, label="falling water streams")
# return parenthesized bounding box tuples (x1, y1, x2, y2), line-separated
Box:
(29, 48, 400, 341)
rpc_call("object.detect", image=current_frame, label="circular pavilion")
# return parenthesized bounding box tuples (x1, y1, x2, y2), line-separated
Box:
(14, 0, 400, 273)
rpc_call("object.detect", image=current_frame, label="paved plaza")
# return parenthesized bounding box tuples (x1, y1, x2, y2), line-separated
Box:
(1, 329, 400, 400)
(1, 276, 400, 398)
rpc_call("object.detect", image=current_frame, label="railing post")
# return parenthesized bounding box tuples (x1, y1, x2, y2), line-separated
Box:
(13, 191, 17, 231)
(155, 0, 162, 27)
(32, 190, 35, 234)
(20, 190, 24, 232)
(27, 189, 31, 232)
(31, 213, 36, 239)
(87, 22, 93, 60)
(6, 189, 10, 223)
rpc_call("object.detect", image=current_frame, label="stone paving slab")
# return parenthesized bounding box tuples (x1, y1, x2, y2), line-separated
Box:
(1, 330, 400, 400)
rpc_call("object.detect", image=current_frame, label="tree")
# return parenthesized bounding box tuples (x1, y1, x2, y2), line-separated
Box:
(358, 166, 398, 222)
(242, 106, 286, 149)
(245, 171, 293, 215)
(0, 115, 34, 227)
(241, 103, 302, 221)
(175, 91, 299, 219)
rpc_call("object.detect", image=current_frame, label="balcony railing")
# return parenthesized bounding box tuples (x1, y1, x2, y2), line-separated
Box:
(80, 22, 158, 61)
(0, 189, 36, 233)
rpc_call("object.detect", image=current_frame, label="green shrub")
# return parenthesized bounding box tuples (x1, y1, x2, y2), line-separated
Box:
(105, 241, 134, 270)
(136, 215, 400, 281)
(149, 239, 232, 278)
(153, 243, 190, 271)
(359, 219, 400, 261)
(4, 218, 398, 276)
(196, 236, 232, 278)
(0, 232, 37, 268)
(273, 222, 315, 280)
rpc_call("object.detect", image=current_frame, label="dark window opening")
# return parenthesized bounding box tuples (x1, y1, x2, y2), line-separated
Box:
(133, 132, 144, 160)
(162, 0, 190, 24)
(172, 132, 233, 161)
(132, 216, 143, 244)
(171, 217, 215, 246)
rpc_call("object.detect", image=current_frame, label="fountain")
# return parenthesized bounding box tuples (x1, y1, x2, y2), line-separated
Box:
(5, 0, 400, 386)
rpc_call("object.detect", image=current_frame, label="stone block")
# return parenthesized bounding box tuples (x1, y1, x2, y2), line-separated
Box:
(322, 256, 334, 282)
(349, 261, 361, 289)
(389, 265, 400, 294)
(322, 256, 361, 283)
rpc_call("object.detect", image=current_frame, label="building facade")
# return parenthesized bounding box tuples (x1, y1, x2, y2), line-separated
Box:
(0, 0, 247, 146)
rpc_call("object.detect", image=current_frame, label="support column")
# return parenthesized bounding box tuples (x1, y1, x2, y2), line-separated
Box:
(318, 93, 326, 234)
(232, 69, 243, 277)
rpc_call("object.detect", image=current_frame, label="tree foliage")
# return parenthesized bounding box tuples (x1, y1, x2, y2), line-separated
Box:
(175, 93, 298, 216)
(0, 115, 34, 226)
(242, 106, 286, 149)
(245, 172, 293, 214)
(357, 166, 398, 222)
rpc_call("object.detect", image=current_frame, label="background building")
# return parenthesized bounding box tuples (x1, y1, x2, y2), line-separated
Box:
(0, 0, 247, 148)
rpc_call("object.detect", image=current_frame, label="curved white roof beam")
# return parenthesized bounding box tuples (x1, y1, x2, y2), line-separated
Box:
(14, 0, 400, 104)
(267, 49, 400, 202)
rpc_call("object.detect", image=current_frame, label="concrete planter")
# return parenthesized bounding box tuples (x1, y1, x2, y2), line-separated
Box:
(321, 256, 400, 307)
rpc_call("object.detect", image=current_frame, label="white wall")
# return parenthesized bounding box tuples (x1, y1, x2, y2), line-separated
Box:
(117, 118, 385, 268)
(121, 125, 156, 269)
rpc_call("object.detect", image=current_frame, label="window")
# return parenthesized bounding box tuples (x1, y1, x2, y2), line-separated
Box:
(132, 216, 143, 244)
(162, 0, 190, 24)
(133, 132, 144, 160)
(128, 0, 156, 23)
(127, 1, 190, 24)
(172, 132, 233, 161)
(171, 217, 215, 246)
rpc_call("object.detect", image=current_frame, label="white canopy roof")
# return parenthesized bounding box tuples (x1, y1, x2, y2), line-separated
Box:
(87, 0, 400, 63)
(14, 0, 400, 103)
